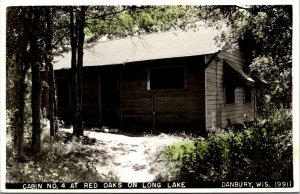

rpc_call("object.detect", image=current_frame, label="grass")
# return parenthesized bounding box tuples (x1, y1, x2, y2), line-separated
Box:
(142, 133, 186, 181)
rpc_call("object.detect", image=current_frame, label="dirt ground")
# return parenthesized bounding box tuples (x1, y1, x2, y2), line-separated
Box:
(62, 129, 183, 182)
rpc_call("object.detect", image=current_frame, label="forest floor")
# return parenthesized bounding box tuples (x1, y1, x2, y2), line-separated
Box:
(61, 129, 184, 182)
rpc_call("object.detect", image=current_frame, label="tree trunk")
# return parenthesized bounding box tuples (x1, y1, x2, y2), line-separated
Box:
(31, 62, 42, 153)
(30, 8, 42, 154)
(42, 63, 49, 118)
(48, 64, 57, 136)
(16, 76, 25, 155)
(45, 7, 56, 136)
(70, 6, 86, 137)
(13, 8, 31, 162)
(70, 7, 80, 136)
(75, 6, 86, 136)
(14, 66, 29, 161)
(54, 79, 58, 134)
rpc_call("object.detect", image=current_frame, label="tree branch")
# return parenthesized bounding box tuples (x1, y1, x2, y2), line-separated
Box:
(86, 7, 130, 21)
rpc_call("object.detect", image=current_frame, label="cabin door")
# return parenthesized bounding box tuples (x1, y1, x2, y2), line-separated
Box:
(101, 72, 119, 127)
(82, 76, 101, 123)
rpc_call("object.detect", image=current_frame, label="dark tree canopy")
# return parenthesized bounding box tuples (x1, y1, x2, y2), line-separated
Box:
(208, 5, 292, 111)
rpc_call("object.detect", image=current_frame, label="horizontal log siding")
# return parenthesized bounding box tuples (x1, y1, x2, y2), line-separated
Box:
(82, 76, 100, 121)
(121, 57, 206, 131)
(205, 49, 255, 132)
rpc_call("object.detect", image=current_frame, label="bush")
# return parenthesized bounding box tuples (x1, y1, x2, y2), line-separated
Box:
(158, 109, 293, 181)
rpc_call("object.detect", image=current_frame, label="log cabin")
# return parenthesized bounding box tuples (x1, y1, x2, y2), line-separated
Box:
(53, 27, 257, 135)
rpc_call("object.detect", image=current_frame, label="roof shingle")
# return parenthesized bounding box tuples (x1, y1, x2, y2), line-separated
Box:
(53, 27, 223, 70)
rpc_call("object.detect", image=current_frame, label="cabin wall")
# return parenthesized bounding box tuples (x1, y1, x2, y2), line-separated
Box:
(55, 56, 206, 132)
(55, 68, 110, 126)
(54, 70, 72, 124)
(205, 49, 255, 132)
(120, 56, 206, 132)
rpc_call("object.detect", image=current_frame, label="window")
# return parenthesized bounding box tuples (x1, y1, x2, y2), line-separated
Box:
(57, 79, 70, 109)
(148, 66, 185, 90)
(225, 85, 235, 104)
(244, 86, 252, 103)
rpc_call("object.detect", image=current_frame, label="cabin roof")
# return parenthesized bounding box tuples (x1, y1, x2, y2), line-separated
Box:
(53, 26, 223, 70)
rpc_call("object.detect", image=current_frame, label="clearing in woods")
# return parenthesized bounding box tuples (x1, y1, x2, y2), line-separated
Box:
(62, 129, 183, 182)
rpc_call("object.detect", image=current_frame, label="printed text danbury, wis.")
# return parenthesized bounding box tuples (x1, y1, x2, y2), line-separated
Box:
(222, 181, 270, 188)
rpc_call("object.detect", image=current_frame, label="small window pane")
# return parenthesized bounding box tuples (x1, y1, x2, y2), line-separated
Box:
(150, 67, 185, 90)
(225, 85, 235, 104)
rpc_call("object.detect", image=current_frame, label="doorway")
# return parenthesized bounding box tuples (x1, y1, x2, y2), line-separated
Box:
(101, 71, 119, 128)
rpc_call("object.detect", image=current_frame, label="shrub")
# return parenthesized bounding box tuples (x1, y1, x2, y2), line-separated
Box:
(158, 109, 293, 181)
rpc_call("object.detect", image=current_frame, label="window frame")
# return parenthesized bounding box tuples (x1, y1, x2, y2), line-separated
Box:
(147, 65, 187, 91)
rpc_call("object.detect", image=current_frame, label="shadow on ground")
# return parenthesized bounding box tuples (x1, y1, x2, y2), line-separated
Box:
(61, 132, 121, 181)
(59, 129, 184, 182)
